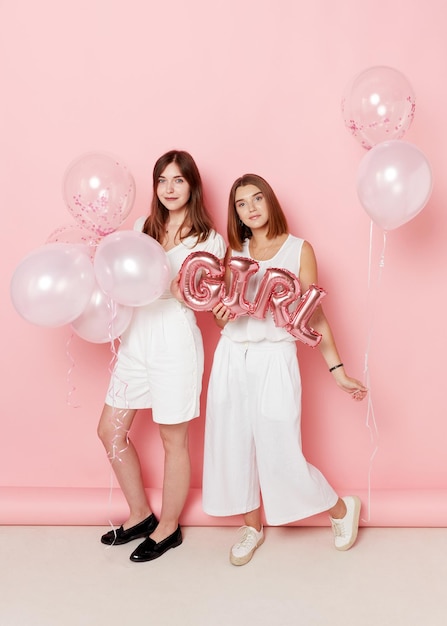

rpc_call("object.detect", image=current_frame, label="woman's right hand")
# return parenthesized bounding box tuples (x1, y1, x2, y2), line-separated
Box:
(212, 302, 232, 327)
(170, 274, 184, 302)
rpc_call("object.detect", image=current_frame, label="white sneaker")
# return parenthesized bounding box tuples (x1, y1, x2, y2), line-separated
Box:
(230, 526, 264, 566)
(330, 496, 361, 551)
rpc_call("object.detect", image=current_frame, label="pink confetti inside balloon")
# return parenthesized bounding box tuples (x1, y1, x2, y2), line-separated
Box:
(342, 66, 416, 149)
(46, 223, 103, 260)
(63, 152, 136, 236)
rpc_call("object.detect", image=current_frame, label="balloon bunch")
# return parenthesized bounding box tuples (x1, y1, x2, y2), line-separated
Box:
(10, 153, 170, 342)
(178, 251, 326, 347)
(341, 67, 433, 521)
(342, 66, 432, 230)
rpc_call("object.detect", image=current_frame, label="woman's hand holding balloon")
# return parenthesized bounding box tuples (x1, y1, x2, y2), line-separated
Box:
(212, 302, 233, 327)
(331, 367, 368, 401)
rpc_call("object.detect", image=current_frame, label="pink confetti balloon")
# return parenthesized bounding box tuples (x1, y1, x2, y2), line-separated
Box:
(46, 223, 103, 260)
(357, 140, 432, 230)
(63, 152, 136, 236)
(71, 284, 133, 343)
(94, 230, 170, 306)
(10, 243, 95, 327)
(342, 66, 416, 150)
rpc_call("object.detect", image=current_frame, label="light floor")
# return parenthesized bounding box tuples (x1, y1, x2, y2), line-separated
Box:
(1, 525, 446, 626)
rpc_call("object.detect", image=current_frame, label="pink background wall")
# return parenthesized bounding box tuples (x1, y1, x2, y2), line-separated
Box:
(1, 0, 446, 526)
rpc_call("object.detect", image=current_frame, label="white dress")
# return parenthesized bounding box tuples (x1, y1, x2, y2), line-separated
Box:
(202, 235, 338, 525)
(105, 223, 226, 425)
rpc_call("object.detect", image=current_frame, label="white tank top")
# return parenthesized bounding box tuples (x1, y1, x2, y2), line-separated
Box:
(222, 234, 304, 342)
(133, 216, 226, 299)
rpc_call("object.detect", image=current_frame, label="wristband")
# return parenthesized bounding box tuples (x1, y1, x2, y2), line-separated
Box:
(329, 363, 343, 373)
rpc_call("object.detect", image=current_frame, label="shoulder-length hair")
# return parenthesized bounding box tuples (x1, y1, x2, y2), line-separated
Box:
(227, 173, 289, 251)
(142, 150, 214, 243)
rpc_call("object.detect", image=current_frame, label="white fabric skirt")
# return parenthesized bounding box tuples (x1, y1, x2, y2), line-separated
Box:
(202, 336, 338, 525)
(105, 298, 203, 424)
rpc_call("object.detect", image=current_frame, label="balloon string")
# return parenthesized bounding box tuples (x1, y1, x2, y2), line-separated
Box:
(361, 224, 386, 523)
(105, 336, 131, 462)
(103, 335, 132, 531)
(66, 312, 132, 533)
(367, 220, 374, 289)
(361, 366, 379, 523)
(65, 331, 80, 408)
(105, 298, 119, 344)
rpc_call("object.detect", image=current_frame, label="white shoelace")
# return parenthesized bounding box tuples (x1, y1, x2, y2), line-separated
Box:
(234, 526, 259, 550)
(331, 518, 347, 537)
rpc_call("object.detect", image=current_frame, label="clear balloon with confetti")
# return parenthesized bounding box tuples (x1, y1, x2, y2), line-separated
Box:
(63, 152, 136, 236)
(342, 66, 416, 150)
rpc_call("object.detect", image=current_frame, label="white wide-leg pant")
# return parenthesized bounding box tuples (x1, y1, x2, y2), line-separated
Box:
(203, 336, 338, 525)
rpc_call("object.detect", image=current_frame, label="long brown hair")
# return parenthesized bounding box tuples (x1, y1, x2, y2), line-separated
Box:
(143, 150, 214, 243)
(227, 173, 288, 251)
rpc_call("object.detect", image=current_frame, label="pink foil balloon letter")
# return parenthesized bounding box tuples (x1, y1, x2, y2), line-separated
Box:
(179, 251, 225, 311)
(286, 284, 327, 347)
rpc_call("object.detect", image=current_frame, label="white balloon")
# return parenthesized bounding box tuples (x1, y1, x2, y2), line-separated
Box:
(71, 284, 133, 343)
(10, 243, 95, 327)
(357, 140, 432, 230)
(94, 230, 171, 306)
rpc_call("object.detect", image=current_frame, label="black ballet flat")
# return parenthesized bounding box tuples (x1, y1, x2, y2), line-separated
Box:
(100, 513, 158, 545)
(129, 525, 183, 562)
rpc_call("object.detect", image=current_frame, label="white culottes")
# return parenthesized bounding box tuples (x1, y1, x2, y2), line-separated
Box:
(202, 336, 338, 525)
(105, 298, 203, 424)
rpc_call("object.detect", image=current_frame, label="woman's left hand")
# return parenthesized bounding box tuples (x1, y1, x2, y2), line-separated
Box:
(333, 370, 368, 401)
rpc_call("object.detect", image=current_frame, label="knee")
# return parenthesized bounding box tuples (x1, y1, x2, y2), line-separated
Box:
(97, 411, 122, 448)
(97, 420, 130, 454)
(97, 420, 112, 447)
(159, 424, 189, 454)
(97, 406, 134, 449)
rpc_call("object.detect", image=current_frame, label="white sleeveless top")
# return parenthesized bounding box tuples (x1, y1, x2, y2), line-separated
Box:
(133, 216, 226, 299)
(222, 234, 304, 343)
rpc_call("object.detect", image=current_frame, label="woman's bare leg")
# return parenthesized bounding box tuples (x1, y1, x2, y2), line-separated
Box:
(97, 404, 152, 529)
(328, 498, 347, 518)
(149, 421, 190, 543)
(243, 508, 262, 531)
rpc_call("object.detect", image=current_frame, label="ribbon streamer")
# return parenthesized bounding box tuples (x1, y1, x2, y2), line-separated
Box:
(361, 221, 386, 522)
(65, 332, 80, 409)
